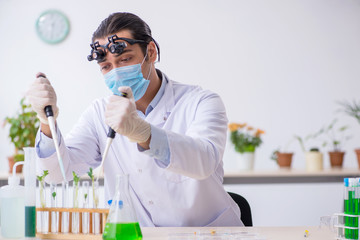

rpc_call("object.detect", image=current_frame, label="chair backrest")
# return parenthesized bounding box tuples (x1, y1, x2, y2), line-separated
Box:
(228, 192, 253, 226)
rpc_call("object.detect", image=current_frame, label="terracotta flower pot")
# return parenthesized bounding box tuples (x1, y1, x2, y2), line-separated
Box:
(7, 156, 23, 173)
(276, 152, 293, 168)
(355, 149, 360, 169)
(328, 151, 345, 168)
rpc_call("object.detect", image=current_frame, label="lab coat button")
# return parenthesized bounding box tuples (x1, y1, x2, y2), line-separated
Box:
(138, 169, 142, 173)
(163, 116, 167, 121)
(149, 200, 154, 205)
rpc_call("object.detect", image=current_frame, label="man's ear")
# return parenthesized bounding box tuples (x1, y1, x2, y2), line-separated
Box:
(147, 41, 157, 63)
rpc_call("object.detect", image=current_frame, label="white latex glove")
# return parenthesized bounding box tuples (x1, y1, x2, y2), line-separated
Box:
(105, 86, 151, 143)
(26, 72, 59, 125)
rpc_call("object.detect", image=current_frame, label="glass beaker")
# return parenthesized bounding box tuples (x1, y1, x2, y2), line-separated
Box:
(103, 174, 142, 240)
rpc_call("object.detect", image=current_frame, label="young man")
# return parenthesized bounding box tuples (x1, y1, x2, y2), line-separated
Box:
(27, 12, 243, 227)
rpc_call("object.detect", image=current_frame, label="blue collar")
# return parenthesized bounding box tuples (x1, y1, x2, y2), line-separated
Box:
(138, 71, 167, 117)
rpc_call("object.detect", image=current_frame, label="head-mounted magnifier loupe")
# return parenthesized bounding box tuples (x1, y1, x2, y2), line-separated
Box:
(87, 42, 107, 61)
(87, 34, 147, 62)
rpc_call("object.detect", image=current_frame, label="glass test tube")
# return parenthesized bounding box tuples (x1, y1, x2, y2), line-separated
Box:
(344, 178, 358, 239)
(72, 181, 80, 233)
(353, 178, 359, 239)
(39, 180, 48, 233)
(92, 180, 100, 234)
(61, 181, 69, 233)
(50, 183, 58, 233)
(82, 181, 90, 234)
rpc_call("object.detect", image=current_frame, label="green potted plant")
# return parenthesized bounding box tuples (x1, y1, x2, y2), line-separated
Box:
(339, 100, 360, 167)
(270, 138, 295, 169)
(295, 128, 324, 172)
(321, 119, 351, 168)
(228, 123, 265, 171)
(3, 97, 40, 173)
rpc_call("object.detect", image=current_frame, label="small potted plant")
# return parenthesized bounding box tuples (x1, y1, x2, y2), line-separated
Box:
(3, 97, 40, 173)
(339, 100, 360, 167)
(321, 119, 351, 168)
(295, 129, 324, 172)
(271, 138, 295, 169)
(228, 123, 265, 171)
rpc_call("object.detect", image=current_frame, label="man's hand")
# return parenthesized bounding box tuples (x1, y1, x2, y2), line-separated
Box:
(26, 72, 59, 125)
(105, 86, 151, 143)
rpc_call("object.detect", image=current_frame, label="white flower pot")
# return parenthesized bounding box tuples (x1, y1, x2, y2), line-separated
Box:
(305, 151, 323, 172)
(236, 152, 255, 171)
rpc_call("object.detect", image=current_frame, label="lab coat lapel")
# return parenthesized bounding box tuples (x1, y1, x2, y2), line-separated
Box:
(145, 75, 175, 127)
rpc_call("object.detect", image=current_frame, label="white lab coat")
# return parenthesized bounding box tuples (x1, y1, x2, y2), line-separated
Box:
(37, 72, 243, 227)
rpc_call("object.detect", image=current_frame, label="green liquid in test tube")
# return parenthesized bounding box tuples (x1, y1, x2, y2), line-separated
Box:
(345, 178, 359, 239)
(344, 178, 350, 238)
(355, 178, 360, 240)
(351, 178, 359, 239)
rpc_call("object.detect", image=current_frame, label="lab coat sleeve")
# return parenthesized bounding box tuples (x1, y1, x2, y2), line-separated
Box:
(162, 91, 228, 180)
(35, 103, 102, 183)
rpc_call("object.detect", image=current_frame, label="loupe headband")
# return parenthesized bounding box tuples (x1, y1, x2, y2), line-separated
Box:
(87, 34, 147, 62)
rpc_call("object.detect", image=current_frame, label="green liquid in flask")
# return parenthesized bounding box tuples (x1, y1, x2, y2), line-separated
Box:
(102, 222, 142, 240)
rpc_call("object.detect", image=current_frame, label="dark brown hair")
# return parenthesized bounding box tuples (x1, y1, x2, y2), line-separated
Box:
(92, 12, 160, 61)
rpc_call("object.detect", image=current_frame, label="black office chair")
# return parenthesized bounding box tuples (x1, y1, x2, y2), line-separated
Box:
(228, 192, 253, 226)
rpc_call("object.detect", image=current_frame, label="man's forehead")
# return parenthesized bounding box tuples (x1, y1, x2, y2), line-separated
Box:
(97, 30, 133, 45)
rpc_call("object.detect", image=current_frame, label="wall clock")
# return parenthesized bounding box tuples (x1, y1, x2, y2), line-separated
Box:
(36, 10, 70, 44)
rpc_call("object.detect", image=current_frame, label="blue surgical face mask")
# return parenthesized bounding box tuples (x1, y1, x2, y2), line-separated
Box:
(104, 53, 151, 101)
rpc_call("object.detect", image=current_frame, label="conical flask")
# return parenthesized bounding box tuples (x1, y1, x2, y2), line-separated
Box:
(103, 174, 142, 240)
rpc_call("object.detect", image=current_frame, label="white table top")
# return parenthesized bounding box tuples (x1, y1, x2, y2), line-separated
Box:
(141, 226, 335, 240)
(0, 226, 337, 239)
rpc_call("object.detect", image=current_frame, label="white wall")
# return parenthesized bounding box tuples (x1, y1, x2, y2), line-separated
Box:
(1, 0, 360, 226)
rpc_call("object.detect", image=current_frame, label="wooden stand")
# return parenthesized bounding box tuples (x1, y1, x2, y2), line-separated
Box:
(36, 207, 109, 239)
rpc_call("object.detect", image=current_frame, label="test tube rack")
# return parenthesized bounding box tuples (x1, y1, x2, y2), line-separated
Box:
(36, 207, 109, 240)
(333, 213, 360, 240)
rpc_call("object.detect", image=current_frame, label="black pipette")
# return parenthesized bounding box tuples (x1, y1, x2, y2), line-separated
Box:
(37, 74, 67, 182)
(96, 92, 127, 181)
